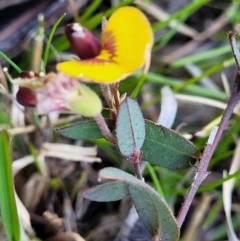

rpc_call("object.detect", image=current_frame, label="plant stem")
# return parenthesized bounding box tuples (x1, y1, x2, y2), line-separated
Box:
(177, 83, 240, 227)
(101, 84, 112, 108)
(94, 114, 116, 144)
(177, 32, 240, 227)
(229, 31, 240, 70)
(110, 83, 120, 110)
(128, 149, 144, 180)
(133, 162, 143, 180)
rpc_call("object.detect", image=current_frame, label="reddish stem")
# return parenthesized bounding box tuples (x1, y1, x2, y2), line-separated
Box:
(101, 84, 112, 108)
(94, 114, 116, 144)
(177, 88, 240, 227)
(176, 32, 240, 227)
(128, 149, 143, 180)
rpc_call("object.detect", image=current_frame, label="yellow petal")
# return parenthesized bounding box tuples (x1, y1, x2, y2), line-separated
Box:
(102, 6, 153, 72)
(57, 59, 128, 83)
(57, 6, 153, 83)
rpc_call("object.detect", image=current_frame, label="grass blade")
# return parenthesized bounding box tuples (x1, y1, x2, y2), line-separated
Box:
(43, 13, 66, 69)
(0, 130, 21, 241)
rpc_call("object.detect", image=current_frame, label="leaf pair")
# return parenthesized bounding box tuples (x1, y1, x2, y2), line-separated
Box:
(56, 115, 200, 170)
(82, 167, 180, 241)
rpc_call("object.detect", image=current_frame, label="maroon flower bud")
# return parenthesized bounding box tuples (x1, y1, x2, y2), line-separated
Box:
(65, 23, 101, 60)
(15, 71, 41, 107)
(16, 87, 37, 107)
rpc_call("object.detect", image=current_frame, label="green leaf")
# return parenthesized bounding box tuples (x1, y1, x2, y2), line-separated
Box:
(55, 119, 115, 140)
(82, 180, 128, 202)
(116, 97, 145, 156)
(0, 130, 21, 241)
(99, 166, 138, 181)
(98, 167, 180, 241)
(141, 120, 200, 169)
(57, 118, 200, 169)
(128, 185, 179, 241)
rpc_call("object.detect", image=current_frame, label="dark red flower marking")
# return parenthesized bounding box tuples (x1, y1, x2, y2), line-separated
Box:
(102, 31, 117, 59)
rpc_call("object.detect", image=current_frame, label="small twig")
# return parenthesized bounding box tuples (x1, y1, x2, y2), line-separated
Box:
(228, 31, 240, 70)
(93, 114, 116, 144)
(177, 73, 240, 227)
(177, 127, 216, 226)
(176, 32, 240, 227)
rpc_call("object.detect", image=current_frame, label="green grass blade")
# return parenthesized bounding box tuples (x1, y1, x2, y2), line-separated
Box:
(204, 197, 223, 228)
(131, 73, 146, 98)
(198, 169, 240, 192)
(145, 162, 165, 200)
(172, 45, 231, 67)
(173, 61, 227, 92)
(152, 0, 212, 31)
(80, 0, 104, 24)
(154, 3, 190, 47)
(28, 143, 44, 175)
(84, 0, 134, 30)
(0, 51, 22, 73)
(0, 130, 21, 241)
(135, 72, 227, 101)
(43, 13, 66, 69)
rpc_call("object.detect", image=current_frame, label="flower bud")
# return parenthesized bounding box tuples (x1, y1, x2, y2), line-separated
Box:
(16, 87, 37, 107)
(68, 83, 102, 117)
(15, 71, 41, 107)
(65, 23, 101, 60)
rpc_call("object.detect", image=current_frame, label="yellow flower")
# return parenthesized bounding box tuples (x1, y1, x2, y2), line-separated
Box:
(57, 6, 153, 83)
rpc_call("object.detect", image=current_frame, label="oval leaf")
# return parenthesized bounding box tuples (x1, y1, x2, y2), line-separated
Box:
(82, 180, 128, 202)
(99, 167, 180, 241)
(57, 118, 200, 169)
(99, 166, 138, 181)
(129, 184, 179, 241)
(142, 120, 200, 169)
(116, 97, 145, 156)
(55, 119, 115, 140)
